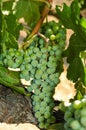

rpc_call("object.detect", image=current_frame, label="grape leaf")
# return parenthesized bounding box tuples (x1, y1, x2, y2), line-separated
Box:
(0, 8, 2, 42)
(0, 8, 2, 52)
(1, 17, 18, 49)
(67, 56, 85, 82)
(56, 0, 86, 84)
(14, 0, 42, 25)
(5, 13, 23, 39)
(2, 0, 14, 11)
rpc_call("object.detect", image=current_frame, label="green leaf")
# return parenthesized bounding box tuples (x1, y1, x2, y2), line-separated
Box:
(0, 8, 2, 43)
(1, 15, 18, 49)
(56, 0, 80, 31)
(2, 0, 14, 11)
(56, 0, 86, 84)
(67, 56, 85, 82)
(14, 0, 41, 25)
(5, 13, 23, 39)
(65, 33, 86, 63)
(47, 123, 65, 130)
(80, 17, 86, 29)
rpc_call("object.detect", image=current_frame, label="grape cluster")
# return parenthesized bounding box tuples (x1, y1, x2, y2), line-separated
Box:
(21, 21, 66, 129)
(64, 95, 86, 130)
(0, 48, 24, 68)
(0, 21, 66, 129)
(20, 37, 62, 129)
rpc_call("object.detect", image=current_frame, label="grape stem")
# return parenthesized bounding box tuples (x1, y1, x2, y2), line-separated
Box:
(19, 2, 51, 50)
(37, 32, 49, 43)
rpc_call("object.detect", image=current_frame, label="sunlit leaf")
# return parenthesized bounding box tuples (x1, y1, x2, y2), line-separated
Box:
(14, 0, 42, 25)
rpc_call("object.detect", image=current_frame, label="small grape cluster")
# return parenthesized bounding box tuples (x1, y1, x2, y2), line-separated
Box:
(0, 48, 24, 68)
(64, 95, 86, 130)
(40, 20, 66, 49)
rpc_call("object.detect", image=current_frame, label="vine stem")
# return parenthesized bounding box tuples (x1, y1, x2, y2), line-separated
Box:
(19, 0, 52, 50)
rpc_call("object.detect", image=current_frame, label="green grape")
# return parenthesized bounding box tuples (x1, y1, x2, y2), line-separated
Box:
(26, 48, 33, 55)
(49, 50, 55, 55)
(34, 47, 39, 53)
(27, 86, 33, 92)
(33, 95, 40, 102)
(41, 82, 48, 88)
(25, 64, 32, 70)
(47, 68, 56, 74)
(70, 120, 81, 129)
(64, 122, 70, 130)
(55, 49, 62, 57)
(44, 111, 51, 119)
(55, 33, 63, 41)
(42, 53, 47, 59)
(40, 65, 46, 72)
(81, 98, 86, 106)
(36, 51, 42, 58)
(31, 60, 38, 67)
(52, 44, 59, 51)
(39, 107, 46, 114)
(31, 54, 37, 60)
(78, 127, 85, 130)
(52, 25, 59, 34)
(44, 123, 50, 129)
(47, 21, 55, 27)
(74, 109, 81, 120)
(49, 56, 57, 62)
(39, 122, 45, 129)
(35, 79, 41, 85)
(3, 58, 8, 65)
(59, 40, 65, 49)
(35, 111, 41, 118)
(64, 111, 73, 121)
(80, 116, 86, 127)
(35, 89, 40, 95)
(46, 106, 51, 111)
(39, 93, 45, 100)
(21, 70, 29, 76)
(48, 45, 52, 52)
(42, 73, 48, 80)
(38, 116, 44, 122)
(45, 28, 53, 36)
(73, 100, 82, 109)
(67, 104, 74, 113)
(20, 64, 25, 71)
(35, 69, 43, 79)
(80, 107, 86, 116)
(66, 118, 74, 126)
(39, 38, 45, 45)
(41, 47, 47, 53)
(50, 34, 56, 41)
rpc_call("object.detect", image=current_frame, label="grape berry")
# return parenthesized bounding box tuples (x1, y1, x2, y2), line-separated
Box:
(64, 95, 86, 130)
